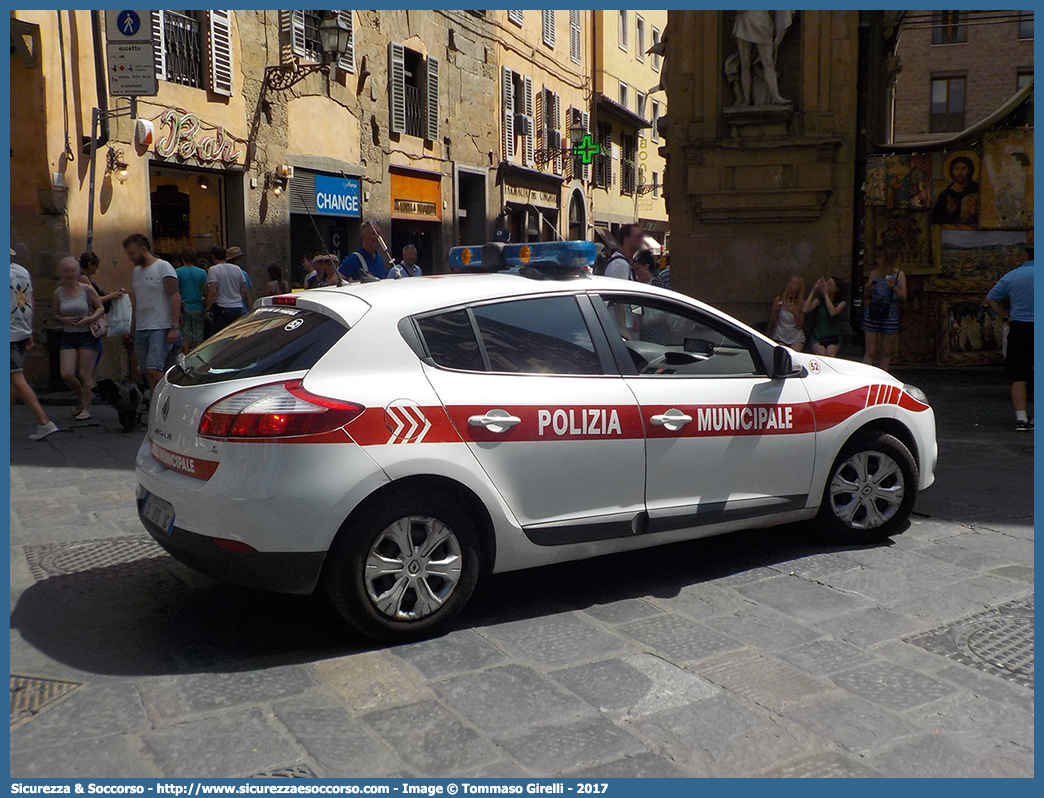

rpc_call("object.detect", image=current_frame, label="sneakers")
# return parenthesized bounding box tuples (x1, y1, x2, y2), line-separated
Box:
(1015, 419, 1034, 433)
(29, 421, 59, 441)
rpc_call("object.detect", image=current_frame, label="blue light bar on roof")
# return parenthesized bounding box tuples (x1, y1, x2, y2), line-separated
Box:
(449, 240, 597, 272)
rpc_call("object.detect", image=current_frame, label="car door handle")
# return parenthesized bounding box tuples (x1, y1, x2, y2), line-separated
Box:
(468, 410, 522, 433)
(650, 409, 693, 431)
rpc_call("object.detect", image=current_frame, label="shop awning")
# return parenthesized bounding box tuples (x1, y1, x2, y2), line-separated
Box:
(594, 225, 619, 250)
(642, 236, 663, 256)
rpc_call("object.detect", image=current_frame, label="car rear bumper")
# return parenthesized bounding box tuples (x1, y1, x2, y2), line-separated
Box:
(138, 497, 326, 594)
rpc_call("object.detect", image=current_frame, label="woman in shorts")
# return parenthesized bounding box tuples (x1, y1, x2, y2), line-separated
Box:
(52, 256, 105, 420)
(862, 246, 907, 372)
(804, 276, 847, 357)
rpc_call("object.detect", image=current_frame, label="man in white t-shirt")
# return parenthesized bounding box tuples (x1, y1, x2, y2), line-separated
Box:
(10, 251, 58, 440)
(605, 224, 643, 280)
(126, 234, 180, 390)
(204, 244, 251, 335)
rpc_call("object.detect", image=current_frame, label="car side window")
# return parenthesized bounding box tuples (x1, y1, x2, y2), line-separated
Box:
(597, 295, 761, 377)
(472, 296, 602, 375)
(416, 309, 485, 372)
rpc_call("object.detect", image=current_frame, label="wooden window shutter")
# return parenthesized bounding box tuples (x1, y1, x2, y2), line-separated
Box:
(509, 10, 524, 27)
(338, 11, 355, 74)
(582, 111, 590, 181)
(523, 75, 534, 167)
(535, 88, 545, 165)
(542, 11, 555, 48)
(151, 10, 166, 80)
(501, 66, 514, 161)
(425, 55, 440, 141)
(389, 42, 406, 135)
(207, 11, 233, 96)
(553, 93, 562, 175)
(570, 11, 581, 64)
(290, 10, 307, 58)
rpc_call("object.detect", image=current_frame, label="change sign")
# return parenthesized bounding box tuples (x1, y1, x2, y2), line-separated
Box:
(315, 174, 361, 217)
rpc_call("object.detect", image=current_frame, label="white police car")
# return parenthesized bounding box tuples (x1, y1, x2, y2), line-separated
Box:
(136, 242, 937, 640)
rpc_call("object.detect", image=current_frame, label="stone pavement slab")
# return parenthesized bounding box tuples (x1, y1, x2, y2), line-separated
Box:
(628, 692, 831, 777)
(496, 716, 645, 774)
(142, 708, 301, 778)
(363, 700, 498, 776)
(430, 664, 594, 735)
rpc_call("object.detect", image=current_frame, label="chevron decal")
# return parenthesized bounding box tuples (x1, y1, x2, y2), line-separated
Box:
(384, 400, 432, 445)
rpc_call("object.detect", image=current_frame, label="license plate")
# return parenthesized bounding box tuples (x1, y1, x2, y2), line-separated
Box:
(143, 492, 176, 536)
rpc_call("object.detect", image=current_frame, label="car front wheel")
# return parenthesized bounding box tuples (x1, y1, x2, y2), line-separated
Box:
(324, 489, 480, 641)
(814, 431, 918, 545)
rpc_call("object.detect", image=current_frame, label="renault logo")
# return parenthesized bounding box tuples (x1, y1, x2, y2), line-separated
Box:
(161, 397, 170, 422)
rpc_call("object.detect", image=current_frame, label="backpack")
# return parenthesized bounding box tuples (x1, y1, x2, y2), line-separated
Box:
(599, 251, 634, 280)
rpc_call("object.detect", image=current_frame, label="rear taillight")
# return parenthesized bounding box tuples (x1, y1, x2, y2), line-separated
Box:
(198, 380, 363, 440)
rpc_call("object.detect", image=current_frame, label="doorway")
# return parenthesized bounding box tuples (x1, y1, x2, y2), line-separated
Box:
(390, 219, 440, 274)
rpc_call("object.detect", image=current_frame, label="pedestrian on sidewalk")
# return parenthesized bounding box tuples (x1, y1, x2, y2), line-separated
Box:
(804, 276, 847, 357)
(204, 244, 250, 335)
(769, 275, 807, 351)
(986, 239, 1034, 432)
(52, 256, 105, 421)
(265, 265, 291, 295)
(603, 224, 643, 280)
(78, 251, 125, 314)
(10, 250, 58, 440)
(861, 246, 906, 372)
(225, 246, 253, 310)
(175, 247, 207, 352)
(339, 220, 386, 282)
(125, 234, 180, 391)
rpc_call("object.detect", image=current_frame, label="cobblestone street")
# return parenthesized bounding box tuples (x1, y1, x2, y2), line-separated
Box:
(9, 368, 1033, 778)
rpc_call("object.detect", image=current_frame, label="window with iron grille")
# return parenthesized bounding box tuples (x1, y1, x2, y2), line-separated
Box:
(152, 10, 233, 95)
(930, 75, 966, 133)
(1019, 11, 1034, 39)
(163, 11, 204, 88)
(932, 11, 966, 45)
(391, 42, 440, 141)
(595, 121, 612, 188)
(620, 132, 637, 196)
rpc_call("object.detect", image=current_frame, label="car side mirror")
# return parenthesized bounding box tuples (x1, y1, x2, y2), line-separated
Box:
(772, 345, 794, 379)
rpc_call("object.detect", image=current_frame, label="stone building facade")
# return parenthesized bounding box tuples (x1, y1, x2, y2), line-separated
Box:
(9, 9, 500, 385)
(590, 10, 669, 249)
(660, 11, 861, 326)
(891, 11, 1034, 143)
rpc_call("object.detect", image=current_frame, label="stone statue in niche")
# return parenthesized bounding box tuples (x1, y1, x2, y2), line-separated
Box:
(725, 11, 795, 107)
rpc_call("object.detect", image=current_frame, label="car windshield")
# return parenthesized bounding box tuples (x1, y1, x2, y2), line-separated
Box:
(167, 307, 348, 386)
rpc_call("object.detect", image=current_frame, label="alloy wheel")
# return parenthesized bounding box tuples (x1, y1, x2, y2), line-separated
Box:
(829, 450, 906, 530)
(364, 515, 463, 620)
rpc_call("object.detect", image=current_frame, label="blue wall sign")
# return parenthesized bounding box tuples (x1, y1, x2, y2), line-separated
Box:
(315, 174, 361, 218)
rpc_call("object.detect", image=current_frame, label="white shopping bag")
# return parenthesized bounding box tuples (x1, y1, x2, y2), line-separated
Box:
(107, 294, 132, 337)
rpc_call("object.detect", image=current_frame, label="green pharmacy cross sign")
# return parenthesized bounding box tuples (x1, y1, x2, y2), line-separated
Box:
(573, 134, 601, 165)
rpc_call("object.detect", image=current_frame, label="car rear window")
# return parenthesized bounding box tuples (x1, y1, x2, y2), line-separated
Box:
(416, 309, 485, 371)
(167, 307, 348, 386)
(472, 296, 601, 374)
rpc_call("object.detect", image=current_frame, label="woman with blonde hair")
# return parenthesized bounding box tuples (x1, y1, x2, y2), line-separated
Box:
(768, 274, 806, 351)
(52, 256, 105, 420)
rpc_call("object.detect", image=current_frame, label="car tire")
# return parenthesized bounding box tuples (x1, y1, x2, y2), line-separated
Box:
(814, 430, 918, 545)
(324, 488, 480, 641)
